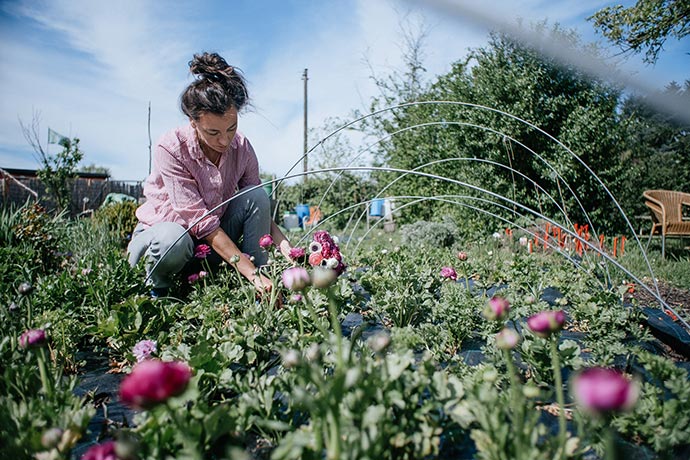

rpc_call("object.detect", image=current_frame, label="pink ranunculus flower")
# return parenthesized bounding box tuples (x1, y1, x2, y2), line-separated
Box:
(198, 270, 208, 279)
(456, 251, 468, 261)
(187, 273, 200, 284)
(119, 360, 192, 410)
(81, 440, 117, 460)
(132, 339, 157, 362)
(194, 244, 211, 259)
(495, 328, 520, 350)
(288, 246, 306, 260)
(483, 296, 510, 321)
(572, 367, 639, 414)
(440, 266, 458, 281)
(527, 310, 566, 338)
(258, 234, 274, 249)
(19, 329, 47, 349)
(282, 267, 311, 291)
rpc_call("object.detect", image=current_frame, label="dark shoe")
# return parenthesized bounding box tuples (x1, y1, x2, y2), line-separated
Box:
(150, 287, 169, 299)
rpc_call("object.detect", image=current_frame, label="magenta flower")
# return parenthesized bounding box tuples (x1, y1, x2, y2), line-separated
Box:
(81, 440, 117, 460)
(289, 246, 306, 260)
(132, 339, 157, 362)
(527, 310, 566, 338)
(495, 328, 520, 350)
(194, 244, 211, 259)
(187, 273, 199, 284)
(119, 360, 192, 410)
(282, 267, 311, 291)
(572, 367, 639, 414)
(440, 266, 458, 280)
(483, 296, 510, 321)
(259, 234, 274, 249)
(456, 251, 468, 261)
(311, 231, 345, 274)
(19, 329, 47, 349)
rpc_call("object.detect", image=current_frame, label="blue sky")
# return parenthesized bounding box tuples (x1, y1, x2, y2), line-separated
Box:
(0, 0, 688, 180)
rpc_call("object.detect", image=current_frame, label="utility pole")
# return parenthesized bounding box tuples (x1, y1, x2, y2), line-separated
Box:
(147, 101, 152, 176)
(302, 68, 308, 184)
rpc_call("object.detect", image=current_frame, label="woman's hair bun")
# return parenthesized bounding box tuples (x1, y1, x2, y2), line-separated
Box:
(189, 52, 233, 80)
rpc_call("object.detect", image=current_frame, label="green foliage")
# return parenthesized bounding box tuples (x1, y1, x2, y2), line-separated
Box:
(400, 218, 459, 248)
(12, 202, 62, 274)
(615, 81, 690, 224)
(93, 201, 139, 246)
(36, 137, 84, 213)
(613, 349, 690, 452)
(365, 23, 634, 236)
(589, 0, 690, 64)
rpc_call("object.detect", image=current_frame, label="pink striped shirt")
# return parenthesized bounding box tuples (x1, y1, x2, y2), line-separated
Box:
(136, 123, 261, 239)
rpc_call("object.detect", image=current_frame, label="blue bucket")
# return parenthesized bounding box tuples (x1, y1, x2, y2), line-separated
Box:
(295, 204, 310, 227)
(370, 198, 384, 217)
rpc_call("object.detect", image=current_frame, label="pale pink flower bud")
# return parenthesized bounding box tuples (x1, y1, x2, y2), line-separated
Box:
(282, 267, 311, 291)
(527, 310, 566, 338)
(483, 296, 510, 321)
(495, 328, 520, 350)
(572, 367, 639, 414)
(456, 251, 468, 261)
(19, 329, 47, 348)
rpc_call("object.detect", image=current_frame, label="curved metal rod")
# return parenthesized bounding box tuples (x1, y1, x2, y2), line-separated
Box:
(142, 166, 682, 330)
(279, 100, 660, 298)
(314, 193, 688, 331)
(303, 119, 616, 283)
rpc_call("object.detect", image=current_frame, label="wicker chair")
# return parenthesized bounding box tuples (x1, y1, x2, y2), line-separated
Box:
(643, 190, 690, 257)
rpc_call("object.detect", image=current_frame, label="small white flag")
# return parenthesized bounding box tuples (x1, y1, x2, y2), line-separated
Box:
(48, 128, 69, 147)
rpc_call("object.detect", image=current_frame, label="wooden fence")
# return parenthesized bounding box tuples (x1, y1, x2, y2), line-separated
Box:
(0, 170, 143, 216)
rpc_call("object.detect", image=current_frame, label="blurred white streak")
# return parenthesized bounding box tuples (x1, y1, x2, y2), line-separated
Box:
(412, 0, 690, 122)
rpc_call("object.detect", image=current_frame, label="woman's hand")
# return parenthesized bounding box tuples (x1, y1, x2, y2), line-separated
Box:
(252, 273, 273, 293)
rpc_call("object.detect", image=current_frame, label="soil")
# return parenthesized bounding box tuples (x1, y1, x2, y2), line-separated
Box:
(626, 278, 690, 323)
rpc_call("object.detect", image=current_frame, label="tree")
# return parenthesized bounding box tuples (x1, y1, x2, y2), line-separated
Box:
(367, 23, 630, 235)
(616, 80, 690, 218)
(589, 0, 690, 64)
(20, 114, 84, 213)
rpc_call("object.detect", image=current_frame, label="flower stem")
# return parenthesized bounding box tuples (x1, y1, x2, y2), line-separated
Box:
(550, 338, 567, 459)
(37, 347, 53, 397)
(604, 425, 616, 460)
(504, 349, 525, 456)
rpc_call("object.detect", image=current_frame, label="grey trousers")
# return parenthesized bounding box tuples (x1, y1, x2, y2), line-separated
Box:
(127, 186, 271, 289)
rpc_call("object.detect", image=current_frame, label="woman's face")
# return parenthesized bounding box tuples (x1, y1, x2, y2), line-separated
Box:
(191, 107, 238, 154)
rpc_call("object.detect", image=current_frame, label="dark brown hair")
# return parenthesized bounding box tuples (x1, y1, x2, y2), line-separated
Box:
(180, 52, 249, 120)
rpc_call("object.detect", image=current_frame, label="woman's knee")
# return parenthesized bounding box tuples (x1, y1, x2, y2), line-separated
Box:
(149, 222, 194, 269)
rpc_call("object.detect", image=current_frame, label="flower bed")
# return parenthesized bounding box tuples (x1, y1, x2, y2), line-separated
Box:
(1, 204, 689, 459)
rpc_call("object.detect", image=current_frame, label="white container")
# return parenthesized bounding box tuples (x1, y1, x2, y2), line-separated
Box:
(283, 213, 299, 230)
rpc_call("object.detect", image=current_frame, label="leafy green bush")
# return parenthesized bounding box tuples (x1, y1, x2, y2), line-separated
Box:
(400, 218, 459, 248)
(93, 201, 138, 246)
